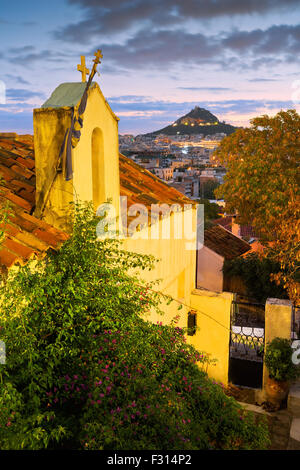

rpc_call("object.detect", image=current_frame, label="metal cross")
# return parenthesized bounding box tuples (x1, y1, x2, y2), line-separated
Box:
(93, 49, 103, 64)
(77, 56, 90, 82)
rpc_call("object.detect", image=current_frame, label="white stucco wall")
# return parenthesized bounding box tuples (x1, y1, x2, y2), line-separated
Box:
(196, 245, 224, 292)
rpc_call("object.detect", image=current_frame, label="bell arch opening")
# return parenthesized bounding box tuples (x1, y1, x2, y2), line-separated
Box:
(91, 127, 105, 210)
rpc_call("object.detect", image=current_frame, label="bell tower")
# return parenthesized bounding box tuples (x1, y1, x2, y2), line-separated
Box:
(33, 51, 120, 231)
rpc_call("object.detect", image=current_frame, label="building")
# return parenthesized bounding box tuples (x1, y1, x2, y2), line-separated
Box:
(169, 176, 199, 199)
(197, 225, 251, 292)
(132, 156, 160, 170)
(213, 215, 258, 241)
(154, 167, 173, 181)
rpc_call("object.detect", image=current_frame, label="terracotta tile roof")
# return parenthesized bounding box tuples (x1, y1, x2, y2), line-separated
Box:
(0, 134, 68, 271)
(212, 215, 257, 240)
(239, 225, 257, 239)
(204, 225, 251, 260)
(119, 154, 194, 232)
(213, 215, 233, 231)
(0, 137, 193, 270)
(119, 153, 193, 208)
(242, 240, 265, 257)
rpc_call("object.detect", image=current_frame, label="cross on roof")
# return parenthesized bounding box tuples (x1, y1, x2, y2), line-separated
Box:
(93, 49, 103, 64)
(77, 56, 89, 82)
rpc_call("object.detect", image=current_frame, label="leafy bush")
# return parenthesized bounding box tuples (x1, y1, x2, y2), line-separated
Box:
(0, 203, 270, 450)
(223, 253, 287, 302)
(265, 337, 299, 382)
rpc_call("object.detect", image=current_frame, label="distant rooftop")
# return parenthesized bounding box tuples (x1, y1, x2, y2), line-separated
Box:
(204, 225, 251, 259)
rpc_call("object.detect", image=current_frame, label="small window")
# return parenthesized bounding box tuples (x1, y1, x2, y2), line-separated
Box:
(187, 311, 197, 336)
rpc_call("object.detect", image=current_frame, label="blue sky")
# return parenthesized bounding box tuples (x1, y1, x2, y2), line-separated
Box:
(0, 0, 299, 135)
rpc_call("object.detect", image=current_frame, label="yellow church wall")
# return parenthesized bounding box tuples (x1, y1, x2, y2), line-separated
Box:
(121, 208, 197, 329)
(33, 106, 74, 229)
(123, 211, 234, 386)
(262, 298, 293, 395)
(189, 289, 234, 385)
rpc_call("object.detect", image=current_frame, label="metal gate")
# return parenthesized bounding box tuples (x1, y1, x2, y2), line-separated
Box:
(229, 297, 265, 388)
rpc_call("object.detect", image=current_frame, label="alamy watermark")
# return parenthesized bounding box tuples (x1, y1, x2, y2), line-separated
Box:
(292, 340, 300, 365)
(0, 340, 5, 364)
(291, 80, 300, 105)
(96, 196, 204, 251)
(0, 80, 5, 105)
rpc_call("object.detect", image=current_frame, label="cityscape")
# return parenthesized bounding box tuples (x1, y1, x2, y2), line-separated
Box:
(119, 107, 228, 200)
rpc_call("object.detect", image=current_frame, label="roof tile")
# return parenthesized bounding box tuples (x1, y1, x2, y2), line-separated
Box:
(0, 247, 20, 269)
(3, 238, 36, 260)
(32, 228, 64, 248)
(119, 153, 193, 209)
(204, 225, 251, 259)
(0, 137, 192, 269)
(0, 135, 67, 269)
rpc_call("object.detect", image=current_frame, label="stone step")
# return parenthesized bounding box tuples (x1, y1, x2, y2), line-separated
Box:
(288, 381, 300, 417)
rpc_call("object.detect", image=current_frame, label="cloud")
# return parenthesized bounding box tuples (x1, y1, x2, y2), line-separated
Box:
(6, 88, 45, 102)
(86, 24, 300, 73)
(55, 0, 300, 42)
(21, 21, 38, 27)
(177, 87, 233, 91)
(108, 95, 153, 103)
(248, 78, 279, 82)
(98, 30, 222, 69)
(0, 108, 33, 133)
(7, 46, 75, 67)
(108, 96, 295, 118)
(114, 96, 297, 134)
(9, 46, 35, 55)
(4, 75, 30, 86)
(0, 93, 295, 136)
(206, 99, 295, 114)
(51, 0, 300, 73)
(222, 24, 300, 55)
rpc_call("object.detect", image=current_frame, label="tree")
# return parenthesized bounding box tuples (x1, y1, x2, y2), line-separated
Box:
(197, 199, 221, 229)
(223, 252, 287, 303)
(0, 203, 269, 450)
(214, 110, 300, 303)
(200, 179, 220, 200)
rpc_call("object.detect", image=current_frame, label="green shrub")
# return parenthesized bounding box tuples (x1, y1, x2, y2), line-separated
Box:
(223, 253, 287, 302)
(0, 203, 270, 450)
(265, 337, 299, 382)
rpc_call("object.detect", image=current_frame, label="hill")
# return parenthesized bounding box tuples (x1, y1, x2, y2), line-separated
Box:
(144, 106, 238, 136)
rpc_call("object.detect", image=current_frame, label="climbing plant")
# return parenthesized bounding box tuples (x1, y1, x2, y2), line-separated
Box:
(0, 203, 270, 450)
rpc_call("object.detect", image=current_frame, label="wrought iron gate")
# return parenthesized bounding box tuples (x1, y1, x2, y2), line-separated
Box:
(229, 297, 265, 388)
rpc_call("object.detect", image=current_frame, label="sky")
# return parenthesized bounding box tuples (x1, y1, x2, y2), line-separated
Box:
(0, 0, 299, 135)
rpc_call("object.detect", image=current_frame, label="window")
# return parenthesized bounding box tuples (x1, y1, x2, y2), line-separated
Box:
(187, 311, 197, 336)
